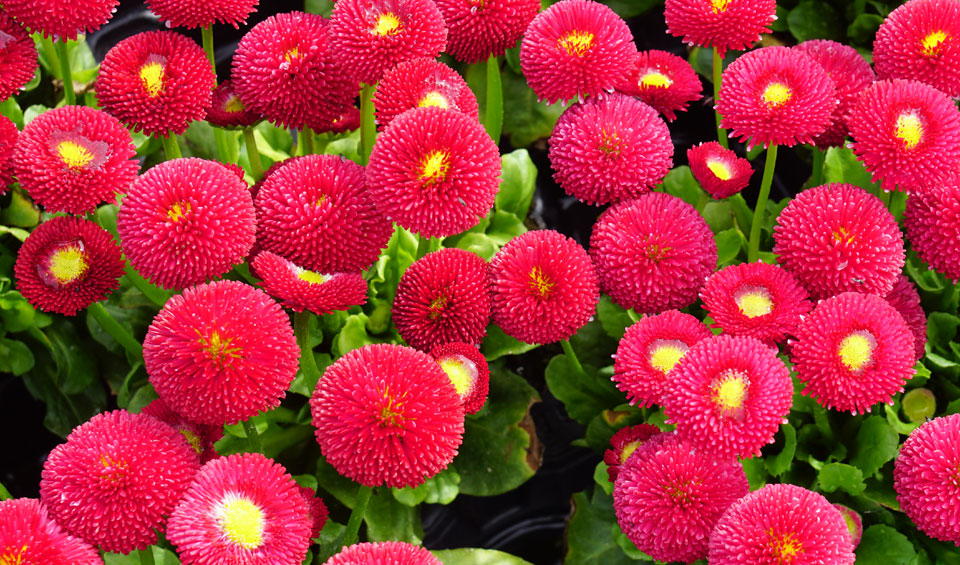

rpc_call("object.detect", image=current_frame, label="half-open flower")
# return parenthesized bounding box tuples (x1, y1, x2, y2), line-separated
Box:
(251, 251, 368, 315)
(615, 49, 703, 121)
(686, 141, 753, 199)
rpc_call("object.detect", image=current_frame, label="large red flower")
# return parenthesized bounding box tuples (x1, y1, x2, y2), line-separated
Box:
(615, 49, 703, 121)
(884, 275, 927, 361)
(435, 0, 540, 63)
(373, 58, 479, 131)
(904, 182, 960, 282)
(0, 11, 38, 101)
(664, 0, 776, 57)
(873, 0, 960, 97)
(3, 0, 117, 40)
(0, 498, 101, 564)
(146, 0, 259, 29)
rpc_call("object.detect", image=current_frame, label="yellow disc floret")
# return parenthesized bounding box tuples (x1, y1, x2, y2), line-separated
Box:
(57, 140, 95, 170)
(619, 439, 642, 464)
(1, 545, 29, 565)
(706, 159, 732, 181)
(418, 91, 450, 109)
(921, 30, 947, 57)
(528, 265, 555, 300)
(374, 12, 402, 36)
(200, 330, 242, 367)
(297, 270, 330, 285)
(46, 245, 89, 286)
(648, 341, 688, 375)
(419, 150, 451, 186)
(139, 61, 165, 98)
(439, 356, 477, 398)
(640, 71, 673, 89)
(711, 0, 732, 13)
(768, 531, 803, 563)
(712, 370, 749, 419)
(559, 30, 595, 57)
(735, 286, 774, 318)
(224, 95, 246, 113)
(762, 82, 793, 108)
(217, 493, 265, 550)
(167, 201, 192, 223)
(895, 112, 924, 149)
(838, 331, 875, 372)
(284, 46, 300, 62)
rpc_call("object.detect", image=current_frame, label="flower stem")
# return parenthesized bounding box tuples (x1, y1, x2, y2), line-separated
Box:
(627, 308, 642, 324)
(125, 265, 170, 307)
(161, 132, 182, 160)
(243, 419, 263, 453)
(139, 548, 156, 565)
(415, 234, 431, 260)
(560, 339, 588, 379)
(301, 127, 315, 156)
(243, 128, 265, 180)
(712, 47, 728, 149)
(55, 39, 75, 105)
(747, 144, 778, 263)
(201, 26, 216, 83)
(484, 55, 503, 144)
(88, 302, 143, 359)
(695, 191, 710, 215)
(340, 484, 373, 549)
(294, 311, 322, 387)
(359, 84, 376, 165)
(810, 147, 824, 187)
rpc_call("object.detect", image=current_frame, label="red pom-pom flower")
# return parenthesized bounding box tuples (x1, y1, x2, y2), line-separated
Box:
(615, 49, 703, 121)
(664, 0, 776, 57)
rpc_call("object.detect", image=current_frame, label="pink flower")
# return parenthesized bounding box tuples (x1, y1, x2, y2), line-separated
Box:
(664, 0, 776, 57)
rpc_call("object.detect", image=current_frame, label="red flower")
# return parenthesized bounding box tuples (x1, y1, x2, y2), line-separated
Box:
(613, 310, 713, 408)
(490, 229, 599, 345)
(664, 0, 776, 57)
(166, 453, 313, 565)
(144, 280, 300, 426)
(884, 275, 927, 361)
(549, 93, 673, 205)
(773, 183, 904, 300)
(321, 105, 361, 135)
(519, 0, 634, 104)
(848, 79, 960, 192)
(435, 0, 539, 64)
(790, 292, 915, 415)
(589, 192, 717, 314)
(894, 414, 960, 546)
(718, 46, 837, 149)
(904, 182, 960, 282)
(13, 105, 138, 214)
(393, 248, 490, 351)
(232, 12, 358, 131)
(2, 0, 117, 40)
(874, 0, 960, 97)
(0, 498, 101, 564)
(662, 335, 793, 460)
(613, 433, 749, 563)
(0, 115, 18, 196)
(329, 0, 448, 85)
(373, 58, 478, 131)
(708, 484, 856, 564)
(310, 344, 464, 489)
(96, 30, 213, 137)
(326, 542, 442, 565)
(146, 0, 259, 29)
(700, 261, 811, 344)
(14, 216, 124, 316)
(256, 154, 392, 273)
(251, 251, 368, 315)
(39, 410, 200, 554)
(141, 397, 223, 464)
(366, 106, 501, 238)
(615, 49, 703, 121)
(0, 11, 38, 101)
(794, 40, 875, 149)
(117, 158, 256, 290)
(431, 342, 490, 414)
(603, 423, 661, 482)
(687, 141, 753, 199)
(205, 80, 260, 129)
(296, 486, 329, 541)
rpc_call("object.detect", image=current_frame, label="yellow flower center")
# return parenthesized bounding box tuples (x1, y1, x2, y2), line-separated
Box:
(832, 225, 855, 244)
(374, 12, 402, 36)
(420, 150, 451, 185)
(528, 265, 554, 300)
(439, 355, 478, 398)
(418, 91, 450, 109)
(768, 531, 803, 563)
(284, 46, 300, 62)
(224, 95, 245, 114)
(180, 429, 203, 456)
(711, 370, 749, 419)
(98, 453, 130, 485)
(297, 270, 330, 285)
(57, 140, 94, 170)
(428, 291, 449, 320)
(838, 331, 875, 372)
(45, 244, 89, 286)
(558, 30, 595, 57)
(648, 340, 688, 374)
(139, 61, 165, 98)
(167, 201, 191, 223)
(734, 286, 774, 318)
(711, 0, 732, 13)
(0, 545, 29, 565)
(376, 386, 407, 428)
(762, 82, 792, 108)
(895, 112, 923, 149)
(199, 330, 242, 367)
(640, 71, 673, 89)
(598, 129, 623, 157)
(619, 439, 642, 465)
(921, 30, 947, 57)
(217, 494, 265, 550)
(645, 241, 671, 262)
(706, 158, 732, 181)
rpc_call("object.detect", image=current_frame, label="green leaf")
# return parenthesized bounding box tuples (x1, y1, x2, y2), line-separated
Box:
(927, 312, 960, 347)
(661, 166, 701, 207)
(289, 353, 332, 397)
(787, 0, 843, 42)
(613, 527, 655, 561)
(818, 462, 866, 495)
(823, 146, 879, 192)
(486, 210, 527, 246)
(393, 466, 460, 506)
(365, 488, 423, 544)
(584, 407, 644, 452)
(847, 14, 884, 45)
(715, 228, 744, 266)
(764, 423, 797, 477)
(850, 416, 899, 478)
(885, 403, 921, 435)
(0, 337, 34, 375)
(565, 490, 636, 565)
(480, 324, 538, 361)
(702, 200, 735, 233)
(0, 291, 37, 333)
(496, 149, 537, 219)
(0, 97, 23, 128)
(305, 0, 335, 16)
(856, 525, 916, 564)
(0, 188, 40, 228)
(594, 461, 614, 496)
(545, 354, 623, 425)
(596, 294, 633, 340)
(432, 548, 533, 565)
(501, 66, 564, 147)
(104, 547, 180, 564)
(334, 313, 375, 356)
(454, 232, 500, 261)
(741, 457, 768, 490)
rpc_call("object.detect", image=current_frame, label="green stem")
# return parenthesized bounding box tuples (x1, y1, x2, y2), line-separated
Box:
(560, 339, 588, 379)
(747, 144, 778, 263)
(55, 39, 75, 105)
(213, 128, 233, 164)
(0, 480, 11, 501)
(879, 189, 891, 208)
(243, 419, 263, 453)
(484, 55, 503, 143)
(813, 405, 836, 444)
(359, 84, 377, 165)
(201, 26, 216, 84)
(125, 266, 169, 307)
(243, 128, 265, 180)
(88, 302, 143, 359)
(139, 548, 156, 565)
(415, 234, 432, 260)
(810, 147, 824, 187)
(627, 309, 642, 324)
(39, 36, 59, 80)
(340, 484, 373, 549)
(713, 47, 728, 149)
(161, 133, 182, 160)
(294, 311, 322, 386)
(301, 127, 315, 156)
(695, 192, 710, 215)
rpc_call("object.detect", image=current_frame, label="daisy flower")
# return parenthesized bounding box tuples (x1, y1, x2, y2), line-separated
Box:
(325, 542, 442, 564)
(0, 498, 102, 564)
(3, 0, 117, 40)
(0, 11, 38, 101)
(873, 0, 960, 97)
(904, 181, 960, 282)
(687, 141, 753, 199)
(431, 342, 490, 414)
(884, 275, 927, 361)
(615, 49, 703, 121)
(373, 58, 479, 131)
(664, 0, 776, 57)
(146, 0, 259, 29)
(603, 423, 661, 482)
(0, 116, 18, 196)
(141, 397, 223, 463)
(435, 0, 540, 64)
(206, 80, 260, 129)
(251, 251, 368, 315)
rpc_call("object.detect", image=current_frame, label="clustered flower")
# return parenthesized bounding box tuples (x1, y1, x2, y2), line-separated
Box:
(146, 0, 260, 29)
(252, 251, 368, 315)
(206, 80, 260, 129)
(615, 49, 703, 121)
(3, 0, 118, 40)
(0, 11, 38, 101)
(0, 116, 16, 196)
(0, 498, 101, 564)
(431, 341, 490, 414)
(325, 542, 442, 564)
(664, 0, 776, 56)
(603, 423, 661, 482)
(873, 0, 960, 97)
(904, 181, 960, 282)
(435, 0, 540, 64)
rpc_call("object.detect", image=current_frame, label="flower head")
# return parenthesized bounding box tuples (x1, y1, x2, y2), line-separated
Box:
(15, 216, 124, 316)
(0, 11, 38, 101)
(519, 0, 635, 104)
(718, 46, 837, 149)
(0, 498, 101, 564)
(144, 280, 300, 426)
(663, 335, 793, 460)
(3, 0, 117, 40)
(904, 182, 960, 282)
(232, 12, 358, 131)
(0, 115, 18, 196)
(894, 414, 960, 546)
(321, 105, 361, 135)
(431, 342, 490, 414)
(296, 486, 329, 541)
(549, 93, 673, 205)
(687, 141, 753, 199)
(366, 106, 501, 238)
(146, 0, 259, 29)
(141, 397, 223, 463)
(39, 410, 200, 554)
(330, 0, 448, 85)
(326, 542, 442, 565)
(373, 58, 478, 131)
(590, 192, 717, 314)
(490, 229, 599, 345)
(700, 262, 811, 344)
(873, 0, 960, 97)
(256, 154, 392, 273)
(393, 248, 490, 351)
(205, 80, 260, 129)
(790, 292, 915, 415)
(708, 484, 856, 564)
(613, 310, 713, 408)
(603, 424, 661, 482)
(614, 433, 749, 563)
(616, 49, 703, 121)
(884, 275, 927, 361)
(310, 344, 464, 488)
(794, 40, 875, 149)
(848, 79, 960, 192)
(435, 0, 540, 63)
(252, 251, 368, 315)
(664, 0, 776, 57)
(118, 158, 256, 290)
(773, 183, 904, 299)
(166, 453, 313, 565)
(14, 105, 138, 214)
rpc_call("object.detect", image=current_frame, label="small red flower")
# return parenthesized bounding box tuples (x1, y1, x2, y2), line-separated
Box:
(141, 397, 223, 464)
(664, 0, 776, 57)
(3, 0, 117, 40)
(435, 0, 540, 64)
(549, 93, 673, 205)
(146, 0, 259, 29)
(603, 423, 661, 482)
(251, 251, 368, 315)
(0, 11, 38, 101)
(833, 504, 863, 548)
(373, 58, 478, 131)
(519, 0, 635, 104)
(326, 542, 443, 565)
(884, 275, 927, 361)
(14, 105, 138, 214)
(904, 182, 960, 282)
(616, 49, 703, 121)
(687, 141, 753, 199)
(431, 342, 490, 414)
(296, 486, 329, 541)
(0, 498, 101, 564)
(206, 80, 260, 129)
(0, 115, 18, 196)
(14, 216, 124, 316)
